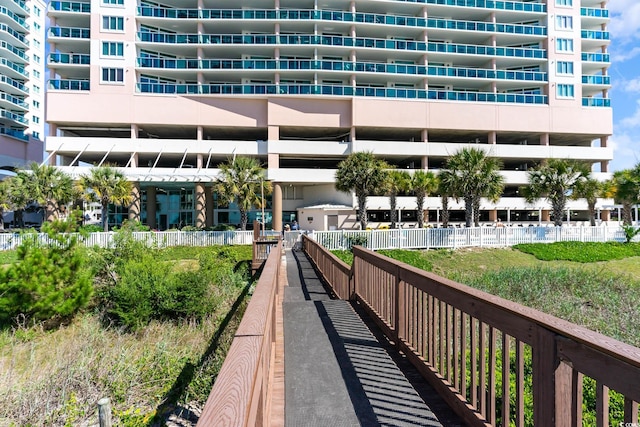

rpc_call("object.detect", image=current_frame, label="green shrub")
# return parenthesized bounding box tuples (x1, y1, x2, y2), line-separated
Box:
(514, 241, 640, 262)
(211, 223, 236, 231)
(0, 219, 93, 327)
(621, 225, 640, 243)
(378, 249, 433, 272)
(80, 224, 103, 233)
(331, 250, 353, 265)
(345, 233, 368, 250)
(113, 219, 150, 232)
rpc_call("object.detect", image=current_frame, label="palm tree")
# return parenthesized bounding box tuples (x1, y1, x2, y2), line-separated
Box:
(444, 148, 504, 227)
(78, 166, 133, 232)
(571, 177, 605, 226)
(5, 175, 30, 228)
(0, 180, 9, 230)
(521, 159, 590, 227)
(215, 156, 271, 231)
(20, 163, 74, 222)
(386, 170, 411, 229)
(335, 151, 389, 230)
(411, 170, 437, 228)
(611, 167, 640, 225)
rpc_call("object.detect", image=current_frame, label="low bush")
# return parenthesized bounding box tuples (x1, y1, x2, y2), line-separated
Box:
(331, 249, 432, 272)
(514, 241, 640, 262)
(0, 219, 93, 327)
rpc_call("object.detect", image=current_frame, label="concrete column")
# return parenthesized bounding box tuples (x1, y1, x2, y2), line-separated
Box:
(601, 161, 609, 173)
(489, 210, 498, 222)
(129, 183, 141, 222)
(129, 152, 138, 168)
(422, 156, 428, 169)
(488, 131, 497, 144)
(268, 153, 279, 169)
(206, 184, 214, 227)
(268, 125, 279, 141)
(540, 133, 550, 146)
(197, 153, 204, 169)
(197, 126, 203, 140)
(601, 210, 610, 222)
(541, 210, 550, 223)
(195, 182, 206, 229)
(350, 127, 356, 142)
(273, 183, 283, 231)
(131, 124, 139, 138)
(146, 186, 157, 229)
(421, 129, 428, 142)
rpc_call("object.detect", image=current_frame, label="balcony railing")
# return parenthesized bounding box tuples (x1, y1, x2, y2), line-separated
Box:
(48, 26, 90, 39)
(429, 65, 546, 81)
(0, 57, 27, 77)
(11, 0, 28, 13)
(428, 41, 546, 59)
(0, 41, 27, 61)
(48, 79, 90, 91)
(0, 6, 29, 30)
(582, 75, 610, 85)
(580, 7, 609, 18)
(49, 53, 90, 65)
(136, 82, 548, 104)
(406, 0, 545, 12)
(0, 23, 27, 45)
(0, 75, 28, 93)
(49, 1, 90, 13)
(0, 127, 28, 141)
(581, 30, 610, 40)
(0, 92, 27, 109)
(581, 52, 610, 63)
(137, 7, 546, 36)
(582, 97, 610, 107)
(0, 108, 27, 124)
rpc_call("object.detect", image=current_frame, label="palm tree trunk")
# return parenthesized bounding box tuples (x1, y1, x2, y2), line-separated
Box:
(357, 194, 367, 230)
(464, 195, 473, 228)
(552, 196, 565, 227)
(588, 202, 596, 226)
(240, 209, 248, 230)
(622, 202, 633, 225)
(102, 202, 109, 232)
(441, 196, 449, 228)
(46, 200, 57, 222)
(416, 193, 425, 228)
(16, 209, 24, 228)
(390, 193, 398, 229)
(472, 196, 481, 227)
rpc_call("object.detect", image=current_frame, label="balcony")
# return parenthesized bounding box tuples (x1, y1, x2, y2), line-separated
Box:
(0, 23, 27, 46)
(0, 127, 28, 141)
(8, 0, 28, 14)
(0, 40, 27, 62)
(428, 65, 546, 82)
(48, 26, 90, 39)
(0, 57, 28, 78)
(428, 41, 546, 59)
(0, 92, 28, 110)
(581, 30, 610, 41)
(0, 108, 27, 125)
(581, 52, 610, 63)
(49, 1, 90, 13)
(0, 6, 29, 31)
(582, 98, 610, 107)
(48, 53, 90, 65)
(580, 7, 609, 18)
(48, 79, 90, 91)
(0, 75, 28, 94)
(582, 75, 610, 85)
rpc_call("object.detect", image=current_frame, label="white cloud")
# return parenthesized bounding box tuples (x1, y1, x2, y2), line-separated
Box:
(620, 100, 640, 128)
(612, 46, 640, 63)
(609, 132, 640, 170)
(624, 78, 640, 93)
(608, 1, 640, 43)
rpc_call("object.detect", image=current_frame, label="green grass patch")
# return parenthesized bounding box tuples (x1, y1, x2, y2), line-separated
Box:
(331, 249, 432, 272)
(0, 250, 17, 266)
(514, 241, 640, 262)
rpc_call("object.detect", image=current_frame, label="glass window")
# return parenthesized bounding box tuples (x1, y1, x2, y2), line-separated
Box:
(556, 15, 573, 30)
(556, 61, 574, 75)
(33, 116, 40, 124)
(102, 16, 124, 31)
(103, 0, 124, 4)
(34, 6, 41, 16)
(557, 84, 574, 98)
(33, 54, 40, 63)
(556, 0, 572, 5)
(102, 41, 124, 56)
(101, 67, 124, 83)
(33, 100, 40, 108)
(556, 38, 574, 52)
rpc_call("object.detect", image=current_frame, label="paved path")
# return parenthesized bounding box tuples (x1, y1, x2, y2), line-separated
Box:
(283, 249, 464, 427)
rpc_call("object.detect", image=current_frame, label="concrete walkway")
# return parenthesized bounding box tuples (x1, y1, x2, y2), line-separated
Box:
(283, 248, 464, 427)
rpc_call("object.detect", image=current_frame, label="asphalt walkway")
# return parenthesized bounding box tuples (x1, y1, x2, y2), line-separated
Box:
(283, 248, 464, 427)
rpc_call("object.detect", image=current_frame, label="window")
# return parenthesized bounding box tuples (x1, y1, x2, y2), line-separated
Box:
(556, 38, 574, 52)
(103, 0, 124, 4)
(102, 67, 124, 82)
(34, 40, 41, 49)
(34, 6, 41, 16)
(33, 85, 40, 94)
(33, 116, 40, 124)
(34, 23, 41, 31)
(556, 61, 574, 75)
(33, 54, 40, 63)
(556, 15, 573, 30)
(102, 16, 124, 31)
(33, 70, 40, 79)
(102, 41, 124, 56)
(556, 0, 572, 5)
(33, 100, 40, 109)
(557, 84, 574, 98)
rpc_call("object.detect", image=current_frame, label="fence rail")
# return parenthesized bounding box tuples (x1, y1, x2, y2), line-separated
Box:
(198, 240, 282, 427)
(301, 235, 640, 427)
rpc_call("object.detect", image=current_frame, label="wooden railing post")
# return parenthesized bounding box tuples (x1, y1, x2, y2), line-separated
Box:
(394, 264, 402, 347)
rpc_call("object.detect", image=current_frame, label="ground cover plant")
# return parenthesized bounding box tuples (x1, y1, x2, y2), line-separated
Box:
(0, 228, 253, 426)
(514, 241, 640, 262)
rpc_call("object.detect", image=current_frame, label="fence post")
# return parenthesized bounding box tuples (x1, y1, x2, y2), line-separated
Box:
(97, 398, 112, 427)
(394, 263, 402, 348)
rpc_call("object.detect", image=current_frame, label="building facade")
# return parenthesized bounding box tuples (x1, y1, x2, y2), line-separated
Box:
(46, 0, 612, 230)
(0, 0, 46, 173)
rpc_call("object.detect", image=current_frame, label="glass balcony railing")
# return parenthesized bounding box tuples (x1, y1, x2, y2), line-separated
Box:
(49, 53, 90, 65)
(0, 41, 27, 61)
(582, 75, 610, 85)
(0, 75, 28, 93)
(581, 30, 610, 40)
(136, 82, 548, 104)
(581, 52, 610, 63)
(11, 0, 29, 13)
(0, 127, 29, 141)
(0, 7, 29, 30)
(48, 79, 90, 91)
(49, 1, 91, 13)
(408, 0, 545, 13)
(48, 26, 90, 39)
(428, 42, 546, 59)
(0, 57, 27, 77)
(582, 98, 610, 107)
(580, 8, 609, 18)
(137, 7, 546, 36)
(0, 108, 27, 124)
(0, 23, 27, 45)
(429, 66, 547, 81)
(0, 92, 27, 109)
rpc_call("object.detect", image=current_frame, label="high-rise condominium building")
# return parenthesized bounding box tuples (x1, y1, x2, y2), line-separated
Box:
(0, 0, 45, 174)
(46, 0, 612, 230)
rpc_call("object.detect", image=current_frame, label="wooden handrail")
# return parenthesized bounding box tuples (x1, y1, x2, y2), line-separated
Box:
(302, 237, 640, 426)
(198, 240, 282, 427)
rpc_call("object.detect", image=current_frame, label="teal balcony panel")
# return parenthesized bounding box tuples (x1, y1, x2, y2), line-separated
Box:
(428, 42, 546, 59)
(48, 26, 90, 39)
(50, 1, 91, 13)
(0, 75, 27, 93)
(0, 108, 27, 124)
(582, 98, 610, 107)
(11, 0, 29, 13)
(582, 75, 610, 85)
(0, 92, 27, 108)
(49, 53, 90, 65)
(581, 52, 610, 63)
(48, 79, 90, 91)
(581, 30, 610, 40)
(428, 66, 547, 81)
(0, 127, 28, 141)
(0, 58, 27, 77)
(0, 7, 29, 30)
(417, 0, 545, 13)
(580, 8, 609, 18)
(0, 23, 27, 45)
(0, 41, 27, 61)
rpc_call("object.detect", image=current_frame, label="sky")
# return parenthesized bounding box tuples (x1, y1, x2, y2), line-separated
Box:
(607, 0, 640, 171)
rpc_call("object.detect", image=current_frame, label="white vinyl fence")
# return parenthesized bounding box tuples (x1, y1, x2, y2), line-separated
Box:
(0, 226, 635, 252)
(303, 225, 636, 251)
